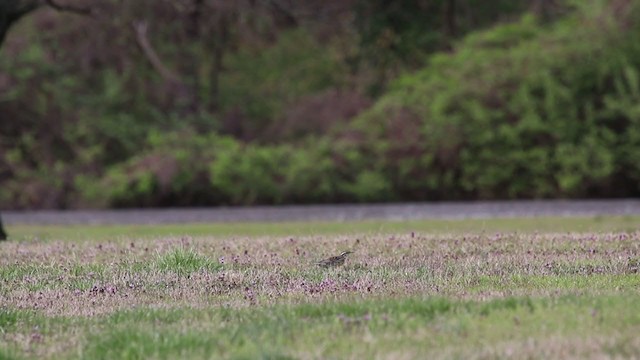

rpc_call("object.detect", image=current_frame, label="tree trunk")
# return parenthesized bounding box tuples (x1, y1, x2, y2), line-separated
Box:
(210, 14, 230, 112)
(0, 1, 40, 50)
(1, 1, 92, 51)
(443, 0, 456, 39)
(188, 0, 204, 113)
(532, 0, 557, 21)
(0, 214, 7, 240)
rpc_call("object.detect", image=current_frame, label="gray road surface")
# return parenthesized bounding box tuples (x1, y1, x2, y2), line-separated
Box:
(3, 200, 640, 225)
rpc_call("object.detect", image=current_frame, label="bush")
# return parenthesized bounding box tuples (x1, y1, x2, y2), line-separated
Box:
(4, 2, 640, 208)
(209, 138, 380, 205)
(81, 131, 230, 207)
(347, 1, 640, 199)
(88, 134, 402, 207)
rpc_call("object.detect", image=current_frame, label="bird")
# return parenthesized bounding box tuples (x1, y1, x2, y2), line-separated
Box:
(317, 251, 353, 268)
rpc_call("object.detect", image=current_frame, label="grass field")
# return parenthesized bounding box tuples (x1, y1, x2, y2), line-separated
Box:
(1, 216, 640, 359)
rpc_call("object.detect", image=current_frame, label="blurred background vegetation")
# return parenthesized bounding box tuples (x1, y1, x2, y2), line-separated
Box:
(1, 0, 639, 209)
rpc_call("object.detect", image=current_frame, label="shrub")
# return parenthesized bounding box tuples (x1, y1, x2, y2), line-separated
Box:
(82, 131, 232, 207)
(209, 139, 343, 205)
(348, 1, 640, 199)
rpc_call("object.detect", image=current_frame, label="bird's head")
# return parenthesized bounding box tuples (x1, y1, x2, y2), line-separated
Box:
(340, 251, 353, 257)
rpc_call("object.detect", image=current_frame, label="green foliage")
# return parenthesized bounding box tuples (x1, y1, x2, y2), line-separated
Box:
(79, 131, 227, 207)
(3, 1, 640, 207)
(209, 139, 350, 205)
(209, 142, 285, 205)
(344, 171, 392, 202)
(220, 30, 346, 136)
(354, 0, 531, 92)
(350, 1, 640, 199)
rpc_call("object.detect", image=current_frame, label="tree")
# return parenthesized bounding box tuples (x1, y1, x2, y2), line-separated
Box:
(1, 1, 93, 48)
(0, 1, 37, 240)
(1, 0, 92, 240)
(0, 1, 39, 48)
(0, 215, 6, 240)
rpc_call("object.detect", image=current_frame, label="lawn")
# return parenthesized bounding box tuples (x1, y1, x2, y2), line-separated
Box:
(1, 216, 639, 359)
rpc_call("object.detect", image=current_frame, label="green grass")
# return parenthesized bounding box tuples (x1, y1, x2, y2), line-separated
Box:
(6, 215, 640, 241)
(1, 216, 639, 358)
(155, 248, 222, 275)
(2, 295, 639, 359)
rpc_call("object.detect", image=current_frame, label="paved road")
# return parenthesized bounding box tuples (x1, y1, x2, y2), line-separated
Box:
(3, 200, 640, 225)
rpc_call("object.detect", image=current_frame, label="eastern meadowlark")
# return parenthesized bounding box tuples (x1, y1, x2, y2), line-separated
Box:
(317, 251, 353, 268)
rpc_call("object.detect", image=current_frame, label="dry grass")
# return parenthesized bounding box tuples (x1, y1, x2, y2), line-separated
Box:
(1, 224, 640, 358)
(2, 231, 639, 316)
